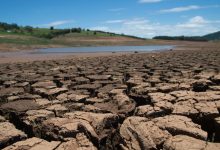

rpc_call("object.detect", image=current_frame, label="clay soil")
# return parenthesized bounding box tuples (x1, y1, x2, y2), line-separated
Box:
(0, 42, 220, 149)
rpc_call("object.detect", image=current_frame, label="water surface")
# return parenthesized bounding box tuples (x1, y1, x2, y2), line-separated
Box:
(35, 45, 174, 53)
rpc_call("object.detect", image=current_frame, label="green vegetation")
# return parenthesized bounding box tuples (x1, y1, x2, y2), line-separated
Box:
(153, 36, 208, 42)
(203, 31, 220, 41)
(0, 36, 51, 45)
(0, 22, 149, 50)
(0, 22, 144, 40)
(153, 31, 220, 42)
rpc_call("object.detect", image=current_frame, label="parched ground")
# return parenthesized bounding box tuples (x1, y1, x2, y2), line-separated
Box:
(1, 49, 220, 149)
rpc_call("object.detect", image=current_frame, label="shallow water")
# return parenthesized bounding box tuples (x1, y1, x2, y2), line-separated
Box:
(35, 45, 174, 53)
(0, 45, 174, 64)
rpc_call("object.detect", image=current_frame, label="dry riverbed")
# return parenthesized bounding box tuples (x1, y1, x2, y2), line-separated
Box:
(0, 46, 220, 149)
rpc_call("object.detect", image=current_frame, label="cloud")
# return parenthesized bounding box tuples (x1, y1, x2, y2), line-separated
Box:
(105, 20, 125, 24)
(39, 20, 73, 27)
(176, 16, 208, 28)
(139, 0, 162, 3)
(160, 5, 200, 13)
(160, 5, 219, 13)
(97, 16, 220, 38)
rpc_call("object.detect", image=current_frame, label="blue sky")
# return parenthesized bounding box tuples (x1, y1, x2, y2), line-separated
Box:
(0, 0, 220, 38)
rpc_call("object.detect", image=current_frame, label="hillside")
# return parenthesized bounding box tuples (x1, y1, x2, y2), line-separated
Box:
(153, 31, 220, 41)
(0, 22, 151, 51)
(0, 30, 155, 51)
(203, 31, 220, 41)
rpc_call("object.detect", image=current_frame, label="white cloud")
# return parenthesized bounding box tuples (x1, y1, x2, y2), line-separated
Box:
(123, 18, 149, 25)
(39, 20, 73, 27)
(160, 5, 219, 13)
(160, 5, 200, 13)
(105, 20, 125, 24)
(176, 16, 208, 28)
(96, 16, 220, 38)
(139, 0, 162, 3)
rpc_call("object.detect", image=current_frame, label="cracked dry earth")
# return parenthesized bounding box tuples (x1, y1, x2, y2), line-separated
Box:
(1, 49, 220, 150)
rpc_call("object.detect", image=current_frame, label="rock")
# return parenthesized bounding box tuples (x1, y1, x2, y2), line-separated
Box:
(47, 88, 68, 96)
(0, 88, 24, 102)
(149, 92, 176, 103)
(214, 117, 220, 142)
(31, 81, 56, 88)
(0, 122, 27, 149)
(24, 109, 55, 125)
(64, 112, 118, 138)
(41, 111, 118, 143)
(94, 92, 136, 115)
(46, 104, 68, 117)
(57, 93, 89, 103)
(129, 83, 152, 105)
(156, 83, 179, 93)
(35, 98, 52, 107)
(163, 135, 220, 150)
(3, 81, 17, 87)
(211, 74, 220, 84)
(194, 102, 219, 118)
(56, 133, 97, 150)
(7, 94, 41, 102)
(120, 116, 171, 150)
(3, 137, 60, 150)
(193, 91, 220, 102)
(172, 100, 198, 117)
(83, 105, 108, 113)
(192, 79, 211, 92)
(87, 75, 111, 81)
(0, 100, 40, 113)
(0, 115, 6, 122)
(170, 90, 194, 102)
(209, 86, 220, 91)
(126, 77, 143, 87)
(85, 97, 106, 104)
(73, 84, 102, 91)
(33, 87, 68, 100)
(135, 101, 173, 118)
(0, 88, 24, 97)
(74, 77, 90, 84)
(153, 115, 207, 140)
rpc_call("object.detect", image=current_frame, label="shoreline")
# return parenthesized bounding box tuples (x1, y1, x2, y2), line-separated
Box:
(0, 40, 219, 64)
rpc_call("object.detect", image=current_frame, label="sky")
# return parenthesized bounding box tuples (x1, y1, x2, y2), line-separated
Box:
(0, 0, 220, 38)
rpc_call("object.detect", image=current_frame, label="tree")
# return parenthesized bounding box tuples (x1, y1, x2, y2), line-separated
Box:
(24, 26, 33, 33)
(11, 23, 19, 30)
(50, 26, 54, 30)
(71, 27, 82, 33)
(94, 31, 97, 35)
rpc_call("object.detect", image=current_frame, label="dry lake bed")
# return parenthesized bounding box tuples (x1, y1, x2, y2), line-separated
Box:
(0, 46, 220, 149)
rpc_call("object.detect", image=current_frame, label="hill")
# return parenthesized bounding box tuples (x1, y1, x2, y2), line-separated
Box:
(153, 36, 207, 42)
(203, 31, 220, 41)
(153, 31, 220, 41)
(0, 22, 154, 51)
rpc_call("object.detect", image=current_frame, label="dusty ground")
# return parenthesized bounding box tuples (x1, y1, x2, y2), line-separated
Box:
(0, 45, 220, 149)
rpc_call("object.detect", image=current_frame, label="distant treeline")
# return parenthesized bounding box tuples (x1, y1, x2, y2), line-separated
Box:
(153, 36, 208, 42)
(0, 22, 88, 39)
(0, 21, 146, 40)
(93, 30, 146, 40)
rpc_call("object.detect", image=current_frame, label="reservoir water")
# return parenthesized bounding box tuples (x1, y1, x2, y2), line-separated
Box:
(0, 45, 174, 63)
(35, 45, 174, 53)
